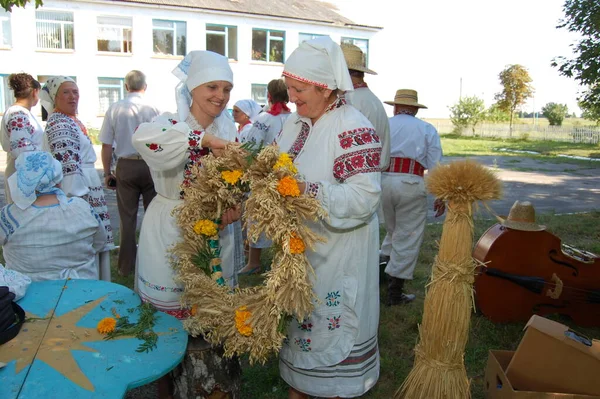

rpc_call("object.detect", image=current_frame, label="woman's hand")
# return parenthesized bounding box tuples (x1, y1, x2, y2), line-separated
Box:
(220, 204, 242, 229)
(201, 134, 236, 157)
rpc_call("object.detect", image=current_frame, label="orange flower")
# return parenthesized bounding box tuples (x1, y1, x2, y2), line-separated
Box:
(235, 306, 253, 337)
(191, 304, 197, 316)
(97, 317, 117, 334)
(289, 232, 306, 254)
(221, 170, 243, 185)
(277, 176, 301, 197)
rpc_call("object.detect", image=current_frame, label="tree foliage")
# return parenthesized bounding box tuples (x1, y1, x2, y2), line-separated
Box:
(485, 103, 511, 123)
(448, 96, 486, 134)
(552, 0, 600, 123)
(1, 0, 42, 12)
(494, 64, 534, 136)
(541, 103, 569, 126)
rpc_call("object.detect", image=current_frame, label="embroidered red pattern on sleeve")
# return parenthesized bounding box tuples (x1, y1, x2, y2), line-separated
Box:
(337, 127, 380, 149)
(333, 148, 381, 183)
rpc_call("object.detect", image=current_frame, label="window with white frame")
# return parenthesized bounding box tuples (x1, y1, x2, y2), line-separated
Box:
(97, 16, 132, 53)
(206, 24, 237, 61)
(0, 11, 11, 47)
(299, 33, 328, 44)
(252, 29, 284, 63)
(98, 77, 125, 114)
(251, 84, 268, 106)
(36, 10, 74, 50)
(1, 74, 14, 113)
(152, 19, 186, 56)
(341, 37, 369, 66)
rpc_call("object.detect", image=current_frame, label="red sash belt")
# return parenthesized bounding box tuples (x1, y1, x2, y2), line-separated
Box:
(384, 157, 425, 177)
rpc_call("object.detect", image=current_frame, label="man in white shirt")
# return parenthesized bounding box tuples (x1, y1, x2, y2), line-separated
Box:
(341, 43, 391, 171)
(380, 89, 445, 305)
(99, 70, 160, 277)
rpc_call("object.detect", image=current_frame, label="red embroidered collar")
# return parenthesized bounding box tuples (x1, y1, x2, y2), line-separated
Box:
(353, 82, 368, 89)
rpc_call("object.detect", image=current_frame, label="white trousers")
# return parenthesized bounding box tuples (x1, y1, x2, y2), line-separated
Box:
(380, 173, 427, 280)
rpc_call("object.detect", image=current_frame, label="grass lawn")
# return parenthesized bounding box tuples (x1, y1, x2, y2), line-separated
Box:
(441, 134, 600, 161)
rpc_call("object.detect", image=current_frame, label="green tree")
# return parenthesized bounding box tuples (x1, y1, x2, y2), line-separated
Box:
(448, 96, 486, 135)
(485, 103, 511, 123)
(494, 64, 534, 137)
(1, 0, 42, 11)
(552, 0, 600, 123)
(541, 103, 569, 126)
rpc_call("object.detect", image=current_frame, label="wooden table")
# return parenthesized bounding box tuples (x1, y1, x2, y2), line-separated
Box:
(0, 279, 188, 398)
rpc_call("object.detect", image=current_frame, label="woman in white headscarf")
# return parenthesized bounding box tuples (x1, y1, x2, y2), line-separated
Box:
(232, 99, 262, 143)
(131, 51, 244, 320)
(40, 76, 113, 249)
(276, 37, 382, 399)
(0, 152, 106, 281)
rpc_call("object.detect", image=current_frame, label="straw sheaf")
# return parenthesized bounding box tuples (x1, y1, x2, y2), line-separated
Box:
(426, 160, 502, 204)
(172, 143, 326, 364)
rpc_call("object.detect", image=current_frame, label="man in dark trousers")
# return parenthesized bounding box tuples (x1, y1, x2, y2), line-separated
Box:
(100, 70, 160, 277)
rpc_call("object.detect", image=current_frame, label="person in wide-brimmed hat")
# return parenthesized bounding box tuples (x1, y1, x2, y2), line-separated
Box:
(341, 42, 390, 171)
(380, 88, 445, 306)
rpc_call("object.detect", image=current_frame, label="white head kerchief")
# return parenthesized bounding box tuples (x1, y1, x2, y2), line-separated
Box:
(39, 76, 77, 117)
(234, 99, 262, 121)
(8, 151, 67, 210)
(172, 51, 234, 123)
(283, 36, 354, 92)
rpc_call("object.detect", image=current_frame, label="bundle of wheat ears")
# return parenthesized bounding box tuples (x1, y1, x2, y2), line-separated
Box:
(172, 144, 326, 364)
(397, 160, 502, 399)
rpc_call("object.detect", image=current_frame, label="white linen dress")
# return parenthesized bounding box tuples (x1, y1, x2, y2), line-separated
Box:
(0, 105, 44, 204)
(277, 98, 382, 398)
(132, 112, 244, 319)
(44, 112, 113, 247)
(0, 197, 107, 281)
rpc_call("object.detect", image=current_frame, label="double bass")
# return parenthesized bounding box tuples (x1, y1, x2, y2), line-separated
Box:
(473, 223, 600, 326)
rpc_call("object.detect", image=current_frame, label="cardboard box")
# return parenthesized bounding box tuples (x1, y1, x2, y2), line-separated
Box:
(485, 350, 600, 398)
(505, 315, 600, 396)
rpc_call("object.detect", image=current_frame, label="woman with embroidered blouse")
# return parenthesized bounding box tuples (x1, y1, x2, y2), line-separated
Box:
(131, 51, 244, 320)
(276, 37, 382, 399)
(237, 78, 292, 275)
(232, 99, 261, 143)
(40, 76, 113, 249)
(0, 73, 43, 205)
(0, 152, 106, 281)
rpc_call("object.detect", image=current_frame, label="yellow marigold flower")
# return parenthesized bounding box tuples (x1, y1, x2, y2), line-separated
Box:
(191, 304, 197, 316)
(235, 306, 253, 337)
(273, 153, 298, 174)
(193, 219, 218, 237)
(97, 317, 117, 334)
(277, 176, 301, 197)
(221, 170, 243, 185)
(289, 233, 306, 254)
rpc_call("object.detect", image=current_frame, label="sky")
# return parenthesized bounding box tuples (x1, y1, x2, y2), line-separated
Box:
(329, 0, 583, 118)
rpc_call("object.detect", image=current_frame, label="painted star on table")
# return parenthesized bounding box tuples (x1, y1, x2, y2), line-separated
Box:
(0, 296, 130, 392)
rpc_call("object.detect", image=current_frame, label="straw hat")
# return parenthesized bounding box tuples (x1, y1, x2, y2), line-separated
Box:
(340, 43, 377, 75)
(499, 201, 545, 231)
(384, 89, 427, 108)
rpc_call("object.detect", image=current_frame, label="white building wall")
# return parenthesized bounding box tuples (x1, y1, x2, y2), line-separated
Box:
(1, 0, 379, 127)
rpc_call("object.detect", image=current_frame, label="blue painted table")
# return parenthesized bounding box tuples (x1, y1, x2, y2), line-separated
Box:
(0, 279, 188, 398)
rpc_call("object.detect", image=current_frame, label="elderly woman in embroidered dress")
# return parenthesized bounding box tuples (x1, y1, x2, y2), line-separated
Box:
(0, 152, 106, 281)
(232, 99, 262, 143)
(131, 51, 244, 320)
(276, 37, 382, 399)
(0, 73, 43, 204)
(237, 78, 293, 275)
(40, 77, 113, 249)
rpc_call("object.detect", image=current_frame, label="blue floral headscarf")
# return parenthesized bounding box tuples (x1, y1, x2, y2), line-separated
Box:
(7, 152, 67, 210)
